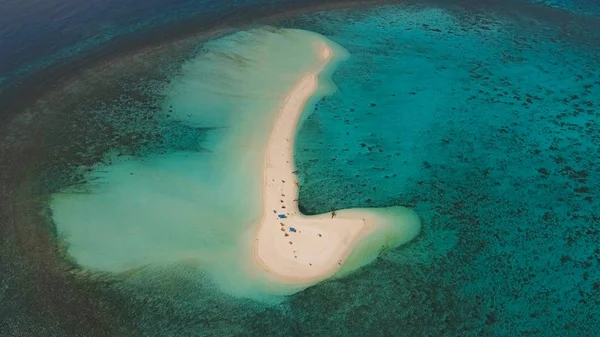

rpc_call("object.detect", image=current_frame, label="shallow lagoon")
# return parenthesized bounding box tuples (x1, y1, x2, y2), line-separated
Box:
(1, 2, 599, 336)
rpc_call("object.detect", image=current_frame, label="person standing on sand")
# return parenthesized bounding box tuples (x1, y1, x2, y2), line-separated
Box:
(331, 211, 337, 218)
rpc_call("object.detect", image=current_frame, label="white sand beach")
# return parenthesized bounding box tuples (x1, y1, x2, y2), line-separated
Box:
(254, 42, 420, 284)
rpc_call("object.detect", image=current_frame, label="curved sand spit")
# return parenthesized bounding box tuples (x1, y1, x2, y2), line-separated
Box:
(254, 41, 419, 284)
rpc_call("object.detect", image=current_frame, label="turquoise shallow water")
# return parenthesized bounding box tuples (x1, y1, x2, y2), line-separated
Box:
(289, 5, 600, 335)
(1, 2, 600, 336)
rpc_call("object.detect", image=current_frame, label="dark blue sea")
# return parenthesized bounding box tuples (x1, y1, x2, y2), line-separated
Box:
(1, 0, 600, 336)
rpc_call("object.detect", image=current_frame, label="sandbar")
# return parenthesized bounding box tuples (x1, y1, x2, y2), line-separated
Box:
(254, 41, 419, 284)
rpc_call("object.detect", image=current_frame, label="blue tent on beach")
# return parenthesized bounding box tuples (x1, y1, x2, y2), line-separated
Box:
(278, 214, 286, 219)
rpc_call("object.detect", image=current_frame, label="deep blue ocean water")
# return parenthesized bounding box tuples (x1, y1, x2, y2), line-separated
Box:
(1, 0, 600, 84)
(1, 0, 600, 336)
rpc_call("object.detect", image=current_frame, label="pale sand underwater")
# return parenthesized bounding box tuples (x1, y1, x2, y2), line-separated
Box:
(50, 27, 420, 300)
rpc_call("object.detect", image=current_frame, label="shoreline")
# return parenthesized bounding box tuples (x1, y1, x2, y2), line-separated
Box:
(253, 41, 383, 284)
